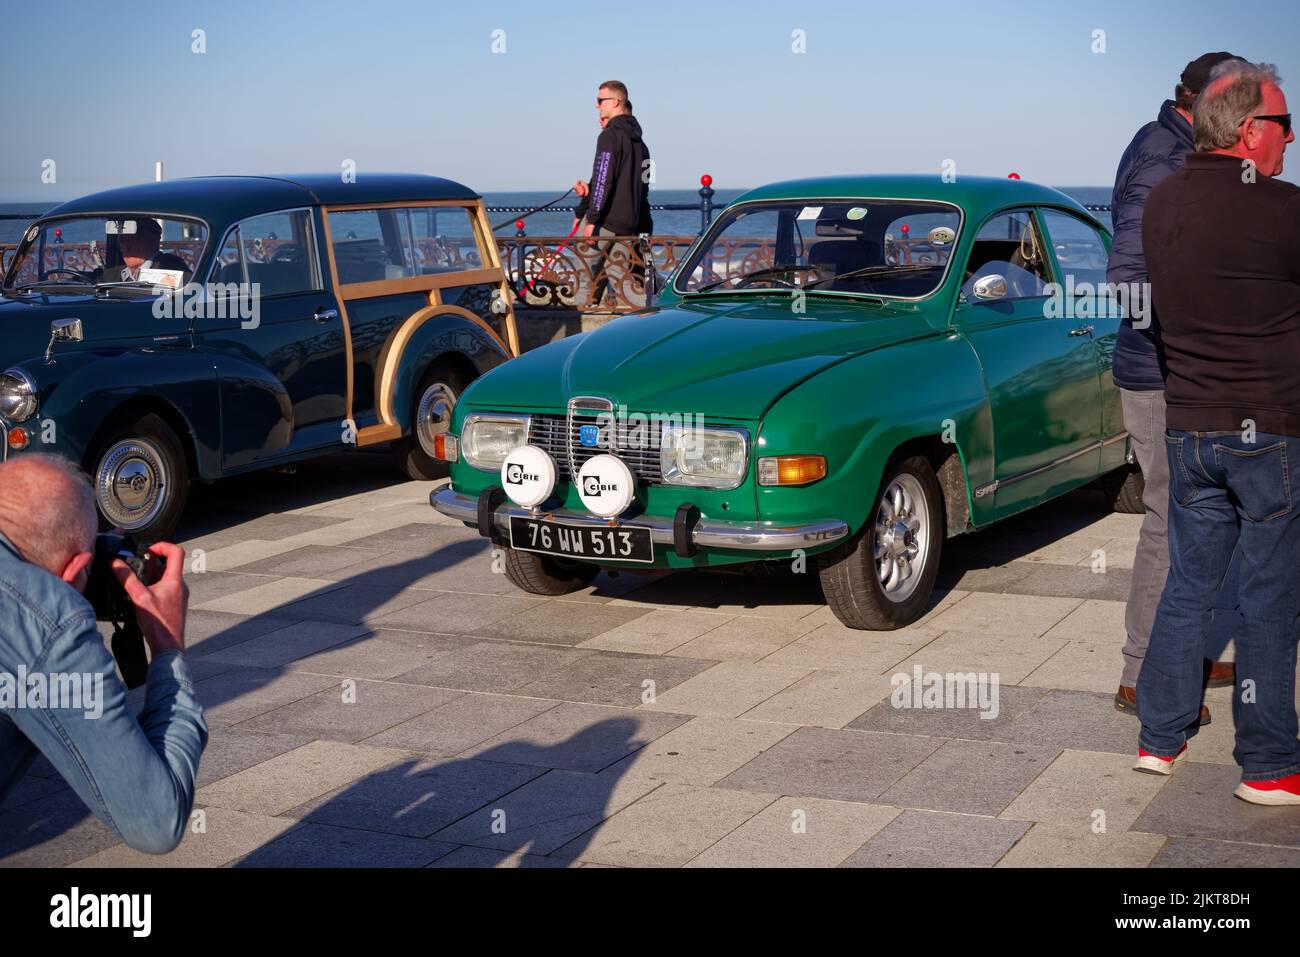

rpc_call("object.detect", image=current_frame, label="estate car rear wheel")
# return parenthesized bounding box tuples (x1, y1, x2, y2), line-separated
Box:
(89, 412, 190, 543)
(392, 362, 472, 481)
(818, 454, 945, 630)
(502, 547, 600, 596)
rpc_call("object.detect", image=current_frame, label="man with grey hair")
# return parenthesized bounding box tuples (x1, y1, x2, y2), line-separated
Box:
(1107, 53, 1244, 725)
(1136, 61, 1299, 805)
(0, 454, 207, 852)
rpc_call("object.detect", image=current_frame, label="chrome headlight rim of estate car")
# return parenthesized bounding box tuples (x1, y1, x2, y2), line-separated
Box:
(460, 412, 532, 472)
(0, 368, 38, 423)
(659, 424, 748, 490)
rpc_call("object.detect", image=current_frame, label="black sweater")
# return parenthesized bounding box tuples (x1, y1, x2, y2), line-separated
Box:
(1143, 151, 1300, 436)
(574, 114, 653, 235)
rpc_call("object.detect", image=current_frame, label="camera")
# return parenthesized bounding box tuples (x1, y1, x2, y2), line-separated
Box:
(84, 533, 162, 689)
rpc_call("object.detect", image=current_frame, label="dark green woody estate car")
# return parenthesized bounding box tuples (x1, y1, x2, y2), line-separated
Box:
(431, 175, 1142, 630)
(0, 174, 520, 541)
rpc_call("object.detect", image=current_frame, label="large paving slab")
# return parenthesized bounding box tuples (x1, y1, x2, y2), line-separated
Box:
(4, 455, 1296, 868)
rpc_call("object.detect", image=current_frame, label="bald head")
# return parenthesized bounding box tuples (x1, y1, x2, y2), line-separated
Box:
(0, 454, 98, 576)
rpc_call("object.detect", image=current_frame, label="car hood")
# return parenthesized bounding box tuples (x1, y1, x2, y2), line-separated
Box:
(0, 292, 173, 366)
(464, 295, 941, 420)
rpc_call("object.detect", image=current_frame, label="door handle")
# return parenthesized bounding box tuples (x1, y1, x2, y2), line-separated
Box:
(315, 307, 338, 323)
(1069, 324, 1094, 337)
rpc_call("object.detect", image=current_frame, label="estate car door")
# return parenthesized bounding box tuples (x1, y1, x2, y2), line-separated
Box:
(951, 208, 1103, 519)
(197, 208, 349, 470)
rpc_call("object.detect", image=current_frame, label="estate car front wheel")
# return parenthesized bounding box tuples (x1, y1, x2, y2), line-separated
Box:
(818, 454, 945, 630)
(89, 412, 190, 543)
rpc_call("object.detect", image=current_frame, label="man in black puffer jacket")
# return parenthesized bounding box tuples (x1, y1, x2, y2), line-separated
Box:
(1109, 52, 1244, 721)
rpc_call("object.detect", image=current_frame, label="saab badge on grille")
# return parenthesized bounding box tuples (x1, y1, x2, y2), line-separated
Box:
(579, 424, 601, 448)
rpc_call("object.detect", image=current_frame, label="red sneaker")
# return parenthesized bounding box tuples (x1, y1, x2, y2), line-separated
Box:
(1234, 773, 1300, 806)
(1133, 743, 1189, 775)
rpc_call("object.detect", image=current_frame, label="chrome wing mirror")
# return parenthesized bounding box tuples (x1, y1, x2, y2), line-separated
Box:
(972, 274, 1008, 301)
(44, 317, 83, 364)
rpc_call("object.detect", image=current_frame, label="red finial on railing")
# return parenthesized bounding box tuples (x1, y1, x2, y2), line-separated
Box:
(900, 224, 909, 234)
(515, 220, 525, 230)
(701, 174, 713, 187)
(1008, 172, 1021, 180)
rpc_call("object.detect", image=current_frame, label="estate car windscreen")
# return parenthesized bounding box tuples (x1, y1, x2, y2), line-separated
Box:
(3, 215, 209, 292)
(675, 199, 961, 300)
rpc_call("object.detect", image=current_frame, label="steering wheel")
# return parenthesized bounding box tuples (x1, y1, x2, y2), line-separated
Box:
(42, 268, 96, 283)
(271, 243, 305, 264)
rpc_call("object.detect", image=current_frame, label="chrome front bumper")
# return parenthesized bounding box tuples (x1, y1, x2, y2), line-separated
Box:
(430, 486, 849, 552)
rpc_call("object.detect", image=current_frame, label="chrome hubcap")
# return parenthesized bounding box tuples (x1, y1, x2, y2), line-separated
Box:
(873, 472, 929, 602)
(415, 382, 457, 458)
(95, 438, 168, 530)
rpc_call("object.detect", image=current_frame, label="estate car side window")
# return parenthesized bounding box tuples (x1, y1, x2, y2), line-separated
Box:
(961, 210, 1050, 301)
(328, 209, 414, 283)
(210, 209, 321, 297)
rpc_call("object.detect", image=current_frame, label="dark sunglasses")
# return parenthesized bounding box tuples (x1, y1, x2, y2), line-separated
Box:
(596, 96, 618, 105)
(1252, 113, 1292, 136)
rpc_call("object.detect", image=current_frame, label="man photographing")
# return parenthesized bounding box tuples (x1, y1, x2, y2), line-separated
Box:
(0, 454, 207, 852)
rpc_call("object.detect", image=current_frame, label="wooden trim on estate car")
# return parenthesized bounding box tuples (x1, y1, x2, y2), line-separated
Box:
(335, 267, 504, 301)
(370, 301, 511, 429)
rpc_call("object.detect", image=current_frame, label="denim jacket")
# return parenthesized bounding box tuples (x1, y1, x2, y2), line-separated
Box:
(0, 532, 207, 853)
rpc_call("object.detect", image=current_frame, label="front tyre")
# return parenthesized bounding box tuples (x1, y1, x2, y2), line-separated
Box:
(392, 362, 472, 481)
(502, 547, 600, 596)
(818, 454, 944, 630)
(89, 412, 190, 543)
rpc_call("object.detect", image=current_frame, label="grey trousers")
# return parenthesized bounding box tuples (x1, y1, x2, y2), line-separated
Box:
(1120, 387, 1171, 687)
(587, 226, 643, 309)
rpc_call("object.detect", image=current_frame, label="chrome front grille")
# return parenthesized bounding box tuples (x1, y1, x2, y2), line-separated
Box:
(528, 413, 663, 484)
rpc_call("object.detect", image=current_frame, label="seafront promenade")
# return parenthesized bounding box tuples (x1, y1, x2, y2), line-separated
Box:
(3, 448, 1294, 869)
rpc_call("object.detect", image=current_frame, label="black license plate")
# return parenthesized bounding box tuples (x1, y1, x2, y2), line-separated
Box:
(508, 517, 654, 563)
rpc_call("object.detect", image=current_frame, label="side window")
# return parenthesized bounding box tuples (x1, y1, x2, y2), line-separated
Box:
(328, 209, 413, 283)
(1039, 209, 1109, 288)
(406, 206, 483, 274)
(237, 210, 321, 296)
(961, 210, 1050, 301)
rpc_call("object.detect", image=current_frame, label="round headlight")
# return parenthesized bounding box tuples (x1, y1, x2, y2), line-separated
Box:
(0, 368, 38, 423)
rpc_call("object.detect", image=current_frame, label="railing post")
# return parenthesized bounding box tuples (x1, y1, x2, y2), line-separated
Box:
(514, 220, 527, 299)
(699, 174, 714, 233)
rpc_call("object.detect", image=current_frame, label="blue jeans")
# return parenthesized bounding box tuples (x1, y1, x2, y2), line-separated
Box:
(1137, 429, 1300, 780)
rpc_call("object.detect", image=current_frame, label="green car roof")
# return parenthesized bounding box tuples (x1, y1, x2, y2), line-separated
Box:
(729, 174, 1103, 228)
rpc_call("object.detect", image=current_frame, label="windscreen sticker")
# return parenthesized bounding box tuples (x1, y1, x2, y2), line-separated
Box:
(797, 206, 823, 220)
(846, 207, 868, 220)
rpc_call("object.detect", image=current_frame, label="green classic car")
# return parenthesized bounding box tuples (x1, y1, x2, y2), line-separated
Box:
(430, 175, 1142, 629)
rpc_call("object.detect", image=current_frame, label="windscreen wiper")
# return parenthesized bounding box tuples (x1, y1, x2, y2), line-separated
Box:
(692, 264, 823, 293)
(803, 263, 941, 290)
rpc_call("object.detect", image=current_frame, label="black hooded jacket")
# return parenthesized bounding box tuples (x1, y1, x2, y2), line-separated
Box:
(574, 114, 653, 235)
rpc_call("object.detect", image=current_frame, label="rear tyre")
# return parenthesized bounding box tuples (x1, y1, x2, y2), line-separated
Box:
(502, 547, 600, 596)
(88, 412, 190, 543)
(392, 362, 472, 481)
(818, 454, 945, 630)
(1103, 465, 1146, 514)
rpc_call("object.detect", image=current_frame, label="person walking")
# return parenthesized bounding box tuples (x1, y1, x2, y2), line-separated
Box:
(573, 80, 653, 308)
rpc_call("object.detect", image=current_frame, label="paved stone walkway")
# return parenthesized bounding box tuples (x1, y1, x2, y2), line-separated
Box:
(3, 450, 1298, 867)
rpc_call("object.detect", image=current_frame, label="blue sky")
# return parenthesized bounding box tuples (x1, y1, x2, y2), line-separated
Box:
(2, 0, 1297, 200)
